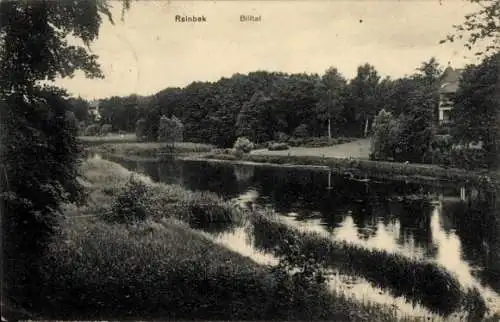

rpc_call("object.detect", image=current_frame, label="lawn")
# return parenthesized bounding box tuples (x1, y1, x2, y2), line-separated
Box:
(252, 138, 372, 159)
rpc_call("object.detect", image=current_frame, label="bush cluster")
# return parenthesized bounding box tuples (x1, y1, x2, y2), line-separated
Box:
(135, 118, 147, 141)
(289, 136, 354, 147)
(100, 124, 112, 136)
(158, 115, 184, 143)
(233, 137, 254, 153)
(84, 123, 113, 137)
(256, 137, 354, 149)
(437, 149, 489, 170)
(268, 142, 290, 151)
(105, 176, 152, 224)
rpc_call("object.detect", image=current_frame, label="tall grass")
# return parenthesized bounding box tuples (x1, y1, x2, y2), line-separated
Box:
(35, 215, 419, 321)
(249, 211, 488, 318)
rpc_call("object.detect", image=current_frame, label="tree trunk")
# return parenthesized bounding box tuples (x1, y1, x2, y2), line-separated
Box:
(328, 118, 331, 138)
(364, 118, 369, 137)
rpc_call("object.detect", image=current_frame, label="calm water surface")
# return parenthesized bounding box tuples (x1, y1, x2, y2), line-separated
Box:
(108, 156, 500, 318)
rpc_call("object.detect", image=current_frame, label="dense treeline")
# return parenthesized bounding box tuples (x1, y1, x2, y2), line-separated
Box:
(76, 60, 444, 149)
(371, 53, 499, 169)
(72, 54, 499, 170)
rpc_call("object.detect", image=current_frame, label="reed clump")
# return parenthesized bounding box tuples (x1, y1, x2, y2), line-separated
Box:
(250, 211, 487, 318)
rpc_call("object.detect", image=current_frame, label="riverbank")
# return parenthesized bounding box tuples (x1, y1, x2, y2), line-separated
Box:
(194, 152, 497, 188)
(24, 157, 434, 321)
(79, 133, 138, 145)
(85, 139, 498, 190)
(71, 159, 499, 319)
(84, 141, 213, 159)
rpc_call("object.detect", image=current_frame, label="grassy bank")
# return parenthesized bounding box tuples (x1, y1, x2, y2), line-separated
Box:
(250, 211, 488, 318)
(202, 152, 497, 188)
(85, 141, 213, 160)
(79, 133, 138, 145)
(29, 158, 423, 321)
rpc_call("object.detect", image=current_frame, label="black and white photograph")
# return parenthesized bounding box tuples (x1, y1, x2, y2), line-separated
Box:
(1, 0, 499, 321)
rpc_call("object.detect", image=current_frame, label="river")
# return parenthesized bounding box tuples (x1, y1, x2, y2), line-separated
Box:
(107, 155, 500, 320)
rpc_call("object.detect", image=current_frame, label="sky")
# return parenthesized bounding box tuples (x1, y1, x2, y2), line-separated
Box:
(55, 0, 486, 100)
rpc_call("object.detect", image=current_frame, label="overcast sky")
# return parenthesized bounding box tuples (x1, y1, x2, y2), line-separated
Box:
(55, 0, 485, 100)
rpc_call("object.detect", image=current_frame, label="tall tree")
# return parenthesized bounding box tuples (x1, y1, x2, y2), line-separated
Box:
(236, 91, 274, 143)
(451, 52, 500, 168)
(414, 57, 443, 132)
(0, 0, 130, 310)
(347, 63, 380, 137)
(68, 96, 91, 125)
(416, 57, 443, 85)
(440, 0, 500, 57)
(316, 67, 347, 138)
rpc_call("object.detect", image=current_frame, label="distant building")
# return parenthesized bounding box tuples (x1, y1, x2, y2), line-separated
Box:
(438, 66, 463, 126)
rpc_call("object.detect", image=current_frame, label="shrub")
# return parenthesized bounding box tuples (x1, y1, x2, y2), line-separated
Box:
(105, 176, 152, 224)
(268, 143, 290, 151)
(233, 137, 254, 153)
(370, 109, 396, 160)
(84, 124, 100, 136)
(293, 124, 309, 138)
(176, 192, 244, 231)
(444, 148, 489, 170)
(432, 135, 453, 151)
(78, 121, 86, 136)
(158, 115, 184, 143)
(285, 136, 355, 148)
(100, 124, 112, 136)
(135, 118, 147, 142)
(252, 142, 270, 150)
(274, 132, 289, 143)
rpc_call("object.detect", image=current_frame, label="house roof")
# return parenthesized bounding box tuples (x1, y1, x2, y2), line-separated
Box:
(440, 82, 459, 93)
(439, 67, 463, 94)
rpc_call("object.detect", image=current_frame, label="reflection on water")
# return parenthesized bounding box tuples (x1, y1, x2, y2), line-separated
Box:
(198, 221, 452, 320)
(109, 156, 500, 316)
